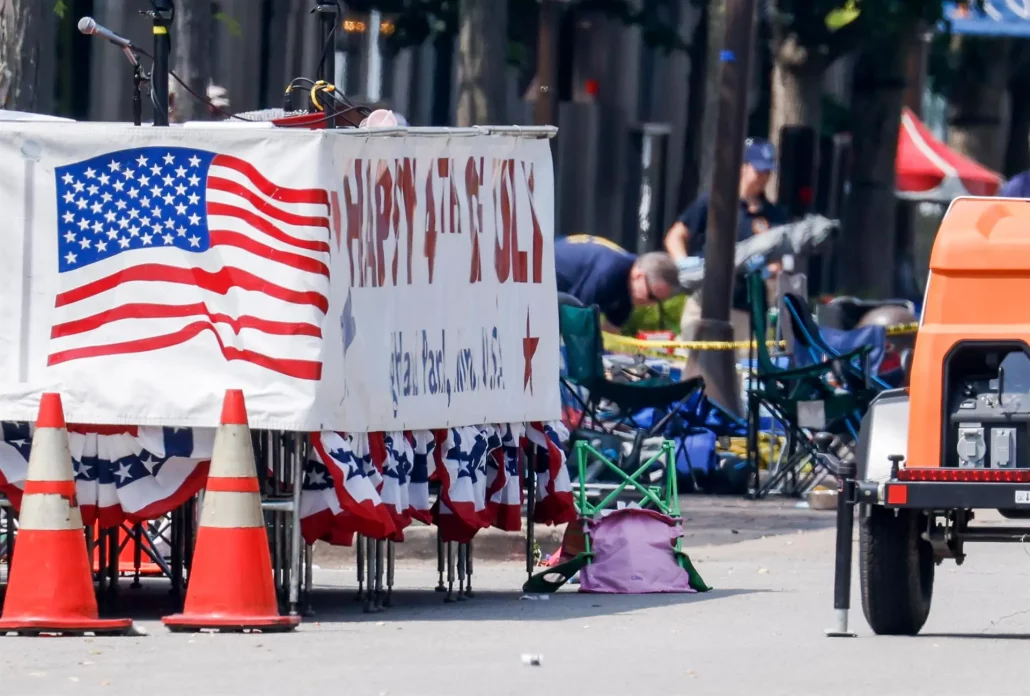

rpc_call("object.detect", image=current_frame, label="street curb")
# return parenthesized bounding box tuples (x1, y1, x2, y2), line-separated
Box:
(312, 521, 568, 566)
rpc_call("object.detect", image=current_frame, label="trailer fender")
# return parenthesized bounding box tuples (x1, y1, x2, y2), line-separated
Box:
(855, 388, 910, 483)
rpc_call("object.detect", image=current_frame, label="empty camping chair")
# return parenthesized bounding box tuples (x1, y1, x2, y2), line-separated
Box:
(557, 300, 706, 497)
(523, 439, 709, 594)
(744, 273, 874, 498)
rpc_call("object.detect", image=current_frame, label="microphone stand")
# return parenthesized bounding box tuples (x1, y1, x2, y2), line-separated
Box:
(145, 0, 174, 126)
(311, 2, 339, 128)
(124, 48, 148, 127)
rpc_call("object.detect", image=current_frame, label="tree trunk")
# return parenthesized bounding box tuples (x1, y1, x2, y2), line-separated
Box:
(946, 35, 1010, 173)
(768, 65, 823, 142)
(172, 0, 214, 123)
(839, 34, 910, 298)
(0, 0, 56, 112)
(697, 0, 725, 192)
(767, 39, 825, 199)
(455, 0, 508, 126)
(678, 1, 709, 209)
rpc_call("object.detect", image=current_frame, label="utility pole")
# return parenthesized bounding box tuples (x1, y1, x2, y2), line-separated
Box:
(685, 0, 756, 417)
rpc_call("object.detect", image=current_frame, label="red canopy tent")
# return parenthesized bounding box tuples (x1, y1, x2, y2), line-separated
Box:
(896, 107, 1002, 201)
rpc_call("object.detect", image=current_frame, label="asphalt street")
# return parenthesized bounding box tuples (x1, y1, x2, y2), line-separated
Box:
(3, 502, 1030, 695)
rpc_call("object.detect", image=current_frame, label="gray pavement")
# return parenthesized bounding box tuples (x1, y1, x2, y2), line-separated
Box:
(4, 503, 1030, 695)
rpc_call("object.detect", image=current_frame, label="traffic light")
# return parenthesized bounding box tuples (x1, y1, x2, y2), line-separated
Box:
(776, 125, 818, 220)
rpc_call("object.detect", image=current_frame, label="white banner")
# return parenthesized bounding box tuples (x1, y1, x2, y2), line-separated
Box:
(0, 124, 560, 431)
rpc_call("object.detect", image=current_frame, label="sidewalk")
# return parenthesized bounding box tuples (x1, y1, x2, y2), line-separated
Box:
(312, 495, 836, 566)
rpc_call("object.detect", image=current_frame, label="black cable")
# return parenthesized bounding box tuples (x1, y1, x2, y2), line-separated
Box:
(131, 42, 255, 122)
(167, 68, 256, 122)
(314, 1, 344, 80)
(274, 102, 369, 128)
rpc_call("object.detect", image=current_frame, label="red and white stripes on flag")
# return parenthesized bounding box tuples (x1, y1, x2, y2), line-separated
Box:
(49, 148, 330, 381)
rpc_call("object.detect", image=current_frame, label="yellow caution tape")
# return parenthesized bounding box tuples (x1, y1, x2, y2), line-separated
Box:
(601, 320, 919, 356)
(885, 322, 919, 336)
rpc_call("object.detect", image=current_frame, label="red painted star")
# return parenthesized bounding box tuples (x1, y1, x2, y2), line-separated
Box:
(523, 310, 539, 393)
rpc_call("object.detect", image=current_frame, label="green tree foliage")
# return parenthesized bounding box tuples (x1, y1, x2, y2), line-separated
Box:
(770, 0, 946, 51)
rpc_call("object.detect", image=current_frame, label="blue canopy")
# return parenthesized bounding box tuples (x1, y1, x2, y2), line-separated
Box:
(941, 1, 1030, 36)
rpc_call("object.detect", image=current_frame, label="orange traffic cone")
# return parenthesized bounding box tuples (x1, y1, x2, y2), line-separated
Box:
(162, 390, 299, 632)
(0, 393, 133, 635)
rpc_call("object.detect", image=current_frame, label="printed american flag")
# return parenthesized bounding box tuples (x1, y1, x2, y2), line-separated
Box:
(49, 147, 330, 380)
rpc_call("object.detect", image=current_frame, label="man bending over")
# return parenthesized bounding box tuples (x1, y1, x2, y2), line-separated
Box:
(555, 234, 679, 333)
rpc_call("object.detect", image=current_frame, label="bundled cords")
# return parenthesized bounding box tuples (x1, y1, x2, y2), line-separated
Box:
(281, 77, 372, 127)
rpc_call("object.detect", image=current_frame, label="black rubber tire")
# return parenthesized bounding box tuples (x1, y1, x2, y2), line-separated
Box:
(859, 506, 934, 636)
(999, 509, 1030, 520)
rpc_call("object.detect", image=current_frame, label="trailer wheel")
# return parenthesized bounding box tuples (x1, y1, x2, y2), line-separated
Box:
(859, 506, 934, 636)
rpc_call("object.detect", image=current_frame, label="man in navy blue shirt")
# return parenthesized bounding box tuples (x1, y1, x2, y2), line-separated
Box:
(555, 235, 680, 332)
(664, 137, 787, 346)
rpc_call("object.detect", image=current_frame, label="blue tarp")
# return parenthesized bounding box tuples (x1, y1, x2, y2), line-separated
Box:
(942, 1, 1030, 37)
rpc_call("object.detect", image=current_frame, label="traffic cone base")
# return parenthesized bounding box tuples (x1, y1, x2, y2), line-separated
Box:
(0, 530, 133, 635)
(162, 527, 300, 632)
(161, 390, 299, 633)
(0, 393, 132, 636)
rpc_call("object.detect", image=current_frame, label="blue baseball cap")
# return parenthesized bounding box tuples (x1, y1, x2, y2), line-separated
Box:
(743, 137, 777, 172)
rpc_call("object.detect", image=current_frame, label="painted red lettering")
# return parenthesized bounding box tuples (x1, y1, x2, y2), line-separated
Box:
(494, 158, 513, 283)
(466, 157, 484, 283)
(425, 160, 438, 283)
(362, 162, 377, 287)
(393, 158, 416, 285)
(343, 159, 364, 287)
(375, 160, 393, 286)
(522, 162, 544, 283)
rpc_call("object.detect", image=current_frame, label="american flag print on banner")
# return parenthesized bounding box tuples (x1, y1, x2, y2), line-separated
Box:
(49, 147, 331, 380)
(0, 422, 213, 527)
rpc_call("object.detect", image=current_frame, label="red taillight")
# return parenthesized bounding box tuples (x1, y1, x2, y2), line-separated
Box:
(897, 468, 1030, 483)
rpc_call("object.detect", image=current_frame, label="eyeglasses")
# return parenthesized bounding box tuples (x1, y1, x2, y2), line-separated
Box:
(643, 276, 660, 303)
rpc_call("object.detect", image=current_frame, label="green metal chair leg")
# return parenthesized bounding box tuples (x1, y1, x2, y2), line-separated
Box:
(522, 554, 592, 594)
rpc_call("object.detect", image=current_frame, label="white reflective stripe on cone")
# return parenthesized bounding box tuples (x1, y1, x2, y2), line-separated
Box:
(25, 428, 75, 482)
(198, 491, 264, 529)
(209, 424, 258, 479)
(19, 494, 84, 531)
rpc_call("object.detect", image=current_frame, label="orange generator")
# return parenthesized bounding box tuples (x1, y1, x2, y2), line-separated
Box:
(827, 197, 1030, 638)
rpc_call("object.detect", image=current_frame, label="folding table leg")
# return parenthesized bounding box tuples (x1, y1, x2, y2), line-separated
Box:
(355, 533, 365, 600)
(456, 543, 466, 601)
(435, 527, 446, 592)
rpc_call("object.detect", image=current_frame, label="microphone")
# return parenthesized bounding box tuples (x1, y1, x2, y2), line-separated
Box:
(77, 16, 135, 50)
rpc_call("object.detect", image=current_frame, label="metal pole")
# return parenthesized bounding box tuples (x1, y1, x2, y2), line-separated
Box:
(374, 539, 385, 611)
(364, 535, 376, 613)
(303, 543, 315, 617)
(385, 540, 395, 607)
(456, 543, 467, 602)
(150, 0, 173, 127)
(526, 448, 537, 583)
(356, 533, 365, 600)
(288, 434, 304, 615)
(435, 527, 445, 592)
(684, 0, 756, 418)
(445, 541, 456, 603)
(826, 459, 858, 637)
